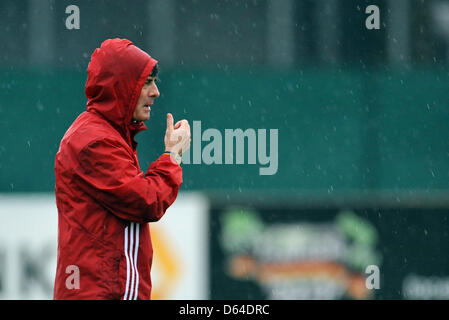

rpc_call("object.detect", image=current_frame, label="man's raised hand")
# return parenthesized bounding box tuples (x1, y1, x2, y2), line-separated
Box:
(164, 113, 191, 156)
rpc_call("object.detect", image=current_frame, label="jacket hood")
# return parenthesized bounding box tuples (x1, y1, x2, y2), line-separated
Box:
(85, 38, 158, 144)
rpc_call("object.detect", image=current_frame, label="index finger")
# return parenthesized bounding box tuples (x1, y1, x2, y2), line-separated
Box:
(166, 113, 174, 132)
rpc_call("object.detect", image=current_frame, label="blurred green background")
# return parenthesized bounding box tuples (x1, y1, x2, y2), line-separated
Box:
(1, 67, 448, 192)
(1, 0, 448, 193)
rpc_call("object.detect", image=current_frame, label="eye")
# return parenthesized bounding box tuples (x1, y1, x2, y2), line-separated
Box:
(144, 77, 152, 84)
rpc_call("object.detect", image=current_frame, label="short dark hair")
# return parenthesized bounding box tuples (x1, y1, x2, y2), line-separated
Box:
(150, 63, 158, 78)
(144, 64, 158, 85)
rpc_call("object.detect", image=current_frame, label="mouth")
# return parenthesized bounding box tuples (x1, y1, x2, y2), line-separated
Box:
(143, 104, 152, 112)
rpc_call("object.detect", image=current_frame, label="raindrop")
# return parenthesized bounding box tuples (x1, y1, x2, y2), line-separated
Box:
(36, 101, 44, 112)
(209, 13, 219, 20)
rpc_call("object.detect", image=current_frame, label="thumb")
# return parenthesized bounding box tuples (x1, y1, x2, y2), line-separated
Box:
(166, 113, 174, 132)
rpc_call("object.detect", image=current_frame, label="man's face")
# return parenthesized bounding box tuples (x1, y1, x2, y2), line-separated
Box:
(133, 76, 160, 122)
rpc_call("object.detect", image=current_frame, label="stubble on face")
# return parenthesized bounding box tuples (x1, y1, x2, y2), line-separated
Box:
(133, 76, 158, 122)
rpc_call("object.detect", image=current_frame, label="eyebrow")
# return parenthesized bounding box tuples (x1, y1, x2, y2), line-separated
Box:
(145, 76, 157, 84)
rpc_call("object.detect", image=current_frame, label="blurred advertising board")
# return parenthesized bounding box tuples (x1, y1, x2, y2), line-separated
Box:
(209, 203, 449, 300)
(0, 193, 209, 300)
(151, 193, 209, 300)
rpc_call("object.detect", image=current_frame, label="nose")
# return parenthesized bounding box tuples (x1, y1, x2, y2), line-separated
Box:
(149, 83, 160, 98)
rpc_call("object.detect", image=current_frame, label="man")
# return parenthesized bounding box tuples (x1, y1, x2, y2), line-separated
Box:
(53, 38, 190, 300)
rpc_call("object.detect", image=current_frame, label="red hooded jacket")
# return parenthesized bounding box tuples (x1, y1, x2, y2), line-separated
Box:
(53, 39, 182, 300)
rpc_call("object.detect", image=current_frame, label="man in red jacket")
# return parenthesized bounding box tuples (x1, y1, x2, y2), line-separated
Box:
(53, 38, 190, 300)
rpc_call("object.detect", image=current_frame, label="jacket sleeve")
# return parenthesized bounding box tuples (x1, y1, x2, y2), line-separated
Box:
(74, 138, 183, 223)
